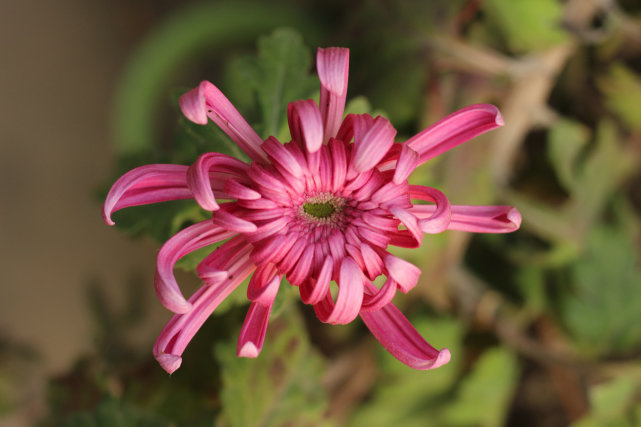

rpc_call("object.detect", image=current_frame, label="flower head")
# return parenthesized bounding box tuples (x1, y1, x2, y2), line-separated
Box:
(104, 47, 520, 374)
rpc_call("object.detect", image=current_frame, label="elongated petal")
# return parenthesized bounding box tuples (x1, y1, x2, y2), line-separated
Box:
(179, 81, 268, 162)
(262, 136, 304, 178)
(406, 104, 503, 164)
(352, 116, 396, 173)
(361, 278, 398, 312)
(212, 209, 257, 233)
(300, 256, 332, 305)
(155, 220, 235, 313)
(384, 254, 421, 294)
(187, 152, 250, 211)
(411, 204, 521, 233)
(103, 164, 190, 225)
(389, 206, 423, 247)
(287, 100, 324, 153)
(153, 257, 256, 373)
(393, 144, 420, 184)
(360, 300, 451, 370)
(409, 185, 451, 234)
(237, 302, 273, 358)
(317, 47, 349, 142)
(247, 264, 281, 305)
(314, 257, 364, 325)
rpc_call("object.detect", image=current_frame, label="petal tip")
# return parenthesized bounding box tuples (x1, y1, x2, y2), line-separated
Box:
(155, 353, 182, 374)
(179, 81, 210, 125)
(495, 109, 505, 127)
(507, 207, 522, 229)
(237, 342, 260, 358)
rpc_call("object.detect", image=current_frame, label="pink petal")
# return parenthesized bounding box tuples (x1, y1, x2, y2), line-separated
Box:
(261, 136, 304, 178)
(223, 178, 261, 200)
(287, 100, 324, 153)
(360, 242, 383, 280)
(352, 116, 396, 173)
(329, 138, 347, 191)
(247, 264, 281, 305)
(361, 278, 398, 312)
(409, 185, 452, 234)
(237, 302, 273, 358)
(393, 143, 420, 184)
(412, 204, 521, 233)
(287, 245, 315, 286)
(299, 256, 333, 305)
(153, 256, 256, 373)
(389, 206, 423, 247)
(384, 254, 421, 293)
(155, 220, 235, 313)
(314, 257, 364, 325)
(103, 164, 191, 225)
(317, 47, 349, 142)
(179, 81, 268, 162)
(187, 152, 249, 211)
(212, 209, 257, 233)
(406, 104, 503, 164)
(360, 301, 451, 370)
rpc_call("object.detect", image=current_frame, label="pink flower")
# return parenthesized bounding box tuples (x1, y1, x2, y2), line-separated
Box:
(103, 47, 520, 374)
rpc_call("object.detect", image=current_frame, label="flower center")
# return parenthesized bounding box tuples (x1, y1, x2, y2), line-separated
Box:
(303, 202, 335, 218)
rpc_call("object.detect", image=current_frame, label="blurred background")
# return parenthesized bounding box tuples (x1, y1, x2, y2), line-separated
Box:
(2, 0, 641, 425)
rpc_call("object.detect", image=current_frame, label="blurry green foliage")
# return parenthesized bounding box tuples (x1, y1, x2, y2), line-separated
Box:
(60, 397, 170, 427)
(599, 64, 641, 131)
(573, 375, 641, 427)
(215, 307, 328, 427)
(483, 0, 567, 53)
(563, 223, 641, 357)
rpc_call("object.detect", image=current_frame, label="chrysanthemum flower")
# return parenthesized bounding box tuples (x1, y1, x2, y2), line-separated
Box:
(103, 47, 520, 374)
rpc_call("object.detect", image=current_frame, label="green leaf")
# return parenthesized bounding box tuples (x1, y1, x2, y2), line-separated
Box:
(547, 118, 590, 192)
(564, 224, 641, 356)
(483, 0, 567, 53)
(599, 64, 641, 131)
(441, 348, 519, 427)
(216, 306, 328, 427)
(238, 29, 318, 139)
(572, 376, 640, 427)
(61, 396, 171, 427)
(569, 120, 636, 231)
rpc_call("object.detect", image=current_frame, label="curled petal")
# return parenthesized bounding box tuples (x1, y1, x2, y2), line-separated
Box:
(247, 264, 281, 305)
(406, 103, 503, 165)
(223, 179, 261, 200)
(187, 152, 249, 211)
(103, 164, 191, 225)
(409, 185, 451, 234)
(352, 116, 396, 173)
(361, 278, 398, 312)
(389, 206, 423, 247)
(287, 100, 324, 153)
(412, 204, 521, 233)
(360, 300, 451, 370)
(384, 254, 421, 294)
(237, 302, 273, 358)
(212, 209, 257, 233)
(153, 256, 256, 374)
(393, 144, 420, 184)
(155, 220, 235, 313)
(300, 256, 333, 305)
(317, 47, 349, 142)
(179, 81, 267, 162)
(314, 257, 364, 325)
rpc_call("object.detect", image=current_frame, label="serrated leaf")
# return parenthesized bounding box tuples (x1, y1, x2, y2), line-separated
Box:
(483, 0, 567, 53)
(238, 28, 318, 139)
(547, 118, 590, 191)
(215, 306, 328, 427)
(441, 348, 519, 427)
(599, 64, 641, 131)
(564, 225, 641, 356)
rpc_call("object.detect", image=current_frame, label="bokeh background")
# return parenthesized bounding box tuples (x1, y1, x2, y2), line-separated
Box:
(2, 0, 641, 426)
